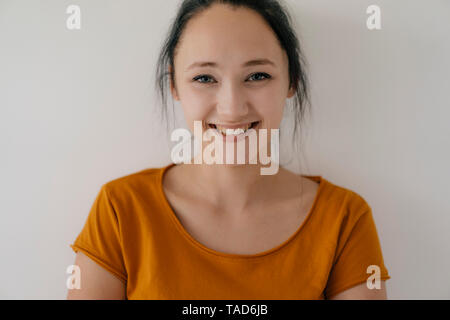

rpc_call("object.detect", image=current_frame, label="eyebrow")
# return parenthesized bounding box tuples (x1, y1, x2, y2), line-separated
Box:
(185, 59, 276, 71)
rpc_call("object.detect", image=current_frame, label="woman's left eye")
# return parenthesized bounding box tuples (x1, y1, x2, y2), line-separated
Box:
(248, 72, 271, 81)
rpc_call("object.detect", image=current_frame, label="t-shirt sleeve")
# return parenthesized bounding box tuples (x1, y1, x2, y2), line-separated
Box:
(324, 201, 390, 298)
(69, 184, 127, 283)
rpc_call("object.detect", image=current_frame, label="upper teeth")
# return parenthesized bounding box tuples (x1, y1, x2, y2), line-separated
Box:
(214, 123, 253, 135)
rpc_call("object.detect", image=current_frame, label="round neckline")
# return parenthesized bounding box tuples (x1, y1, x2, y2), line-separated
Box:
(157, 162, 325, 260)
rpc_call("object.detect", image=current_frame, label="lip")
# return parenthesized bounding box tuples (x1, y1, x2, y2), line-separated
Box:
(205, 121, 261, 143)
(206, 121, 260, 129)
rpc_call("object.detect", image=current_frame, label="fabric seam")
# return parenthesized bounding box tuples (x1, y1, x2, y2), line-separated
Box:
(70, 242, 127, 283)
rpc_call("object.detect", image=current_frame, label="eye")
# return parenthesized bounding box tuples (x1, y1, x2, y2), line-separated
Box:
(247, 72, 272, 82)
(193, 75, 215, 84)
(192, 72, 272, 84)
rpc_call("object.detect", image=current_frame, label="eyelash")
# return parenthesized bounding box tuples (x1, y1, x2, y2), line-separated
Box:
(193, 72, 272, 84)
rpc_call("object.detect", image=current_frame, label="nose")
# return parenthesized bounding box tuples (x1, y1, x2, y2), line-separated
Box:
(215, 81, 249, 120)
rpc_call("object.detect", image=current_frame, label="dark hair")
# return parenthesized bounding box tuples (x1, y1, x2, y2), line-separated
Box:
(154, 0, 311, 166)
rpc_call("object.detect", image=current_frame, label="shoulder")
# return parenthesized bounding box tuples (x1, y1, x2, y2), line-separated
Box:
(101, 165, 167, 205)
(315, 177, 373, 228)
(325, 177, 370, 209)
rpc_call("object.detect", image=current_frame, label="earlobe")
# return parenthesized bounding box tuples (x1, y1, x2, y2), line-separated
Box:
(170, 81, 179, 101)
(168, 65, 180, 101)
(287, 86, 296, 99)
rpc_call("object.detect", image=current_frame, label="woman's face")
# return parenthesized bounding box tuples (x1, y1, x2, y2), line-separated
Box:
(170, 4, 295, 156)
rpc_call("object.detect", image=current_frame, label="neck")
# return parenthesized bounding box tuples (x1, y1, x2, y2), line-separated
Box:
(185, 162, 281, 214)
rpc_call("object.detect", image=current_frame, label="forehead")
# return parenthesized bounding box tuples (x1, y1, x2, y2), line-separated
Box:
(175, 4, 286, 68)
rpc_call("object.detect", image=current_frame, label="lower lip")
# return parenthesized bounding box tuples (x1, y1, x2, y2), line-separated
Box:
(207, 122, 260, 142)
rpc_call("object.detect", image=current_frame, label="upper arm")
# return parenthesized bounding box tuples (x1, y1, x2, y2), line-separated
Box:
(66, 252, 126, 300)
(324, 200, 391, 299)
(327, 280, 388, 300)
(68, 184, 128, 299)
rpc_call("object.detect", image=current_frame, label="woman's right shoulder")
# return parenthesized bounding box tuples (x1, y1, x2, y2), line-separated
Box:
(100, 165, 170, 202)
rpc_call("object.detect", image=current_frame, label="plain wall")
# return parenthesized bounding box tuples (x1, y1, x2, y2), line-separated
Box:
(0, 0, 449, 299)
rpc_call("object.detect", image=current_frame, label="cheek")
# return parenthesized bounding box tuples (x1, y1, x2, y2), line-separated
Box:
(250, 87, 286, 129)
(178, 92, 212, 129)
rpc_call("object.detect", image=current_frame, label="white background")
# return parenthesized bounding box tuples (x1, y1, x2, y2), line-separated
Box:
(1, 0, 449, 299)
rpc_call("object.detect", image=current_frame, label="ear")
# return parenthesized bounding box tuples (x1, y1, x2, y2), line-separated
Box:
(168, 65, 180, 101)
(287, 85, 296, 99)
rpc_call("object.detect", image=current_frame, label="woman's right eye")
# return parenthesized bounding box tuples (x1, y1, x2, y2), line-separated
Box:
(193, 75, 215, 84)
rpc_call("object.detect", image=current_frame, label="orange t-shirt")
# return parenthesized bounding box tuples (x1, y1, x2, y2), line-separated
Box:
(70, 162, 391, 299)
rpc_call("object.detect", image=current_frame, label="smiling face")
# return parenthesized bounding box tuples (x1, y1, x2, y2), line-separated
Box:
(169, 3, 295, 161)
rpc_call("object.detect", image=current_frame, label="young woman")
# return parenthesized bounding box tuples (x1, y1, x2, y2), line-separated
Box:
(68, 0, 390, 300)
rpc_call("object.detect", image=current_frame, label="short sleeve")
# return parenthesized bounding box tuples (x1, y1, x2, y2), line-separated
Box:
(70, 184, 127, 283)
(324, 205, 390, 298)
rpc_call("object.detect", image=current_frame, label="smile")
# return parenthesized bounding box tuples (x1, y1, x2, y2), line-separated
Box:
(206, 121, 260, 136)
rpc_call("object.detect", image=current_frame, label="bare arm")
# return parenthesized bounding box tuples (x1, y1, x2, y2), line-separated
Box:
(328, 280, 388, 300)
(66, 252, 127, 300)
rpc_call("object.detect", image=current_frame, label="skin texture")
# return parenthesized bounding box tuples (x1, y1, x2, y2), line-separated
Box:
(66, 252, 126, 300)
(328, 281, 388, 300)
(67, 3, 388, 300)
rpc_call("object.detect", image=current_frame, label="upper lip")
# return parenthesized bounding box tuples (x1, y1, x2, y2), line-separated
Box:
(206, 121, 259, 129)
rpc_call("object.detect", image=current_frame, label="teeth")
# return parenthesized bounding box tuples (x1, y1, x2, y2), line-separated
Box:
(215, 123, 252, 136)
